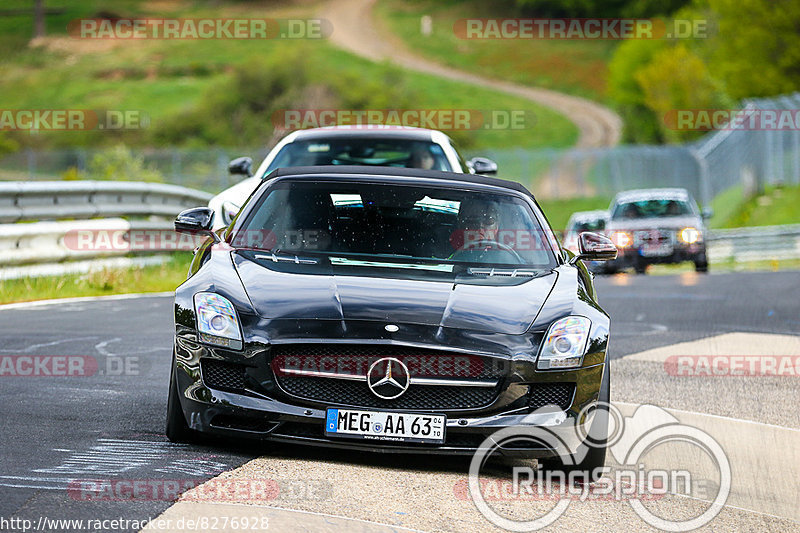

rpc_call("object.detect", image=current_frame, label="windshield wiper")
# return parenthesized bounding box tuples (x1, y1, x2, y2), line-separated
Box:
(466, 267, 540, 277)
(329, 256, 454, 272)
(253, 250, 318, 265)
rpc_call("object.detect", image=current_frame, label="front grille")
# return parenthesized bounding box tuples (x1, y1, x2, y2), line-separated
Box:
(634, 229, 676, 246)
(271, 344, 505, 411)
(272, 344, 507, 380)
(527, 383, 575, 410)
(202, 359, 246, 391)
(278, 377, 498, 410)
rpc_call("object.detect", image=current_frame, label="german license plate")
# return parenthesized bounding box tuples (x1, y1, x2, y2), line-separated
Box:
(640, 244, 673, 257)
(325, 408, 446, 444)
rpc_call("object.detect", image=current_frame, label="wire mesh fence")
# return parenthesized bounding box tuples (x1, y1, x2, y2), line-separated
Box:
(2, 93, 799, 204)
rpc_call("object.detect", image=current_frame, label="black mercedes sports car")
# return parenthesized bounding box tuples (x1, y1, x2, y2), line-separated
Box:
(168, 166, 616, 471)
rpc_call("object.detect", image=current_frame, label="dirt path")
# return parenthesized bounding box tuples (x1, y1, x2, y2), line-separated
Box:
(320, 0, 622, 151)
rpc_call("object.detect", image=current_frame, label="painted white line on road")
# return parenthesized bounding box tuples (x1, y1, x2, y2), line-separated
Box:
(616, 401, 800, 433)
(622, 332, 800, 362)
(142, 501, 426, 533)
(613, 401, 800, 522)
(0, 291, 173, 311)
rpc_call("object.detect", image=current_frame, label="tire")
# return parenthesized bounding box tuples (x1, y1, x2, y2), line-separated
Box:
(542, 363, 610, 482)
(166, 356, 197, 443)
(694, 259, 709, 273)
(634, 262, 647, 275)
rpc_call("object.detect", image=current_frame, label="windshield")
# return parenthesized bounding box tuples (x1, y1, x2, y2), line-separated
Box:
(264, 138, 455, 173)
(571, 219, 606, 232)
(611, 199, 693, 219)
(233, 180, 556, 268)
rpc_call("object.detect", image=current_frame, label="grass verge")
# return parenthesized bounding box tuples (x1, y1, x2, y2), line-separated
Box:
(0, 254, 190, 305)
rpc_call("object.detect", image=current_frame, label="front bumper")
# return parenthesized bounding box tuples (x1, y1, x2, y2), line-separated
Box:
(173, 333, 606, 457)
(608, 242, 706, 268)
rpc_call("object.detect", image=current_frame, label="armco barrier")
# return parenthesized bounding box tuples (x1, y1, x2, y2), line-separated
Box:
(0, 181, 212, 274)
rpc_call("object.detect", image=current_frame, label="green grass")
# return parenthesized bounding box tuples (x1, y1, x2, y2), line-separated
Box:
(0, 1, 577, 151)
(720, 185, 800, 228)
(376, 0, 616, 101)
(0, 254, 191, 305)
(707, 185, 746, 229)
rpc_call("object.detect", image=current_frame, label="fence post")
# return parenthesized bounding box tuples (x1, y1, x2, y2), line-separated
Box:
(690, 148, 711, 207)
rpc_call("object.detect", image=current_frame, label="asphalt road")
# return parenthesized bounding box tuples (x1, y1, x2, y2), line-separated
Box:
(0, 270, 797, 532)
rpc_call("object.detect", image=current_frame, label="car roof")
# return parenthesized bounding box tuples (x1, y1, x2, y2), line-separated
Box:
(568, 210, 609, 222)
(262, 165, 533, 197)
(290, 126, 435, 142)
(612, 188, 691, 203)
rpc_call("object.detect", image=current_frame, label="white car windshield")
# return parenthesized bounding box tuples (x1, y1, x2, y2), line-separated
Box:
(264, 138, 454, 173)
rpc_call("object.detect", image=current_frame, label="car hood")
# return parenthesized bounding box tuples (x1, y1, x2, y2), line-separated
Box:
(606, 216, 702, 231)
(232, 252, 557, 335)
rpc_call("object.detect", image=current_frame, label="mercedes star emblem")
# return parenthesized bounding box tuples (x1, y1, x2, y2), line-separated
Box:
(366, 357, 410, 400)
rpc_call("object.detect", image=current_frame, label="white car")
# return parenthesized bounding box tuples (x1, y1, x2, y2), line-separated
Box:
(563, 210, 610, 254)
(208, 126, 498, 229)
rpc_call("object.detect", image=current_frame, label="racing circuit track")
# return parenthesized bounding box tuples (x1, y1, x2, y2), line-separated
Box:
(0, 270, 798, 532)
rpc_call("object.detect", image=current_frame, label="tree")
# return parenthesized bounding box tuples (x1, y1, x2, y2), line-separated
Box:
(706, 0, 800, 99)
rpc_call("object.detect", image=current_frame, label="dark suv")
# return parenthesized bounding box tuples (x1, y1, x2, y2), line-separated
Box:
(603, 188, 711, 274)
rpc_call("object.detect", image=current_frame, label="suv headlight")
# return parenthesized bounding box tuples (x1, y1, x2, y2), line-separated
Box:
(537, 316, 591, 370)
(679, 227, 701, 244)
(194, 292, 242, 349)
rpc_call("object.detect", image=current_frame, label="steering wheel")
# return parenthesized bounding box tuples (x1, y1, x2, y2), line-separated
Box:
(452, 239, 525, 264)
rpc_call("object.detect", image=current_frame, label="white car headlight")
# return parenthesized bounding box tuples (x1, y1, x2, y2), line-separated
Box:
(194, 292, 242, 349)
(679, 227, 701, 244)
(537, 316, 591, 370)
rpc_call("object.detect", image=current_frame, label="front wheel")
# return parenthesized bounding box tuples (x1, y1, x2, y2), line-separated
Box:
(166, 356, 197, 443)
(543, 363, 610, 482)
(694, 259, 709, 273)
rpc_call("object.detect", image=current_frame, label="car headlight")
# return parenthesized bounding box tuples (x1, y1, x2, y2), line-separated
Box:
(537, 316, 591, 370)
(194, 292, 242, 349)
(221, 201, 241, 225)
(610, 231, 632, 248)
(679, 227, 701, 244)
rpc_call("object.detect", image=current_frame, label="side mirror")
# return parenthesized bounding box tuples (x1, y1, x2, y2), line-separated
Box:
(570, 232, 617, 263)
(701, 207, 714, 220)
(175, 207, 220, 243)
(228, 156, 253, 177)
(468, 156, 498, 176)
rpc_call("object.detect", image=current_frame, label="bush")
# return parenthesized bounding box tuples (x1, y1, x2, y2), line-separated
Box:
(87, 145, 164, 182)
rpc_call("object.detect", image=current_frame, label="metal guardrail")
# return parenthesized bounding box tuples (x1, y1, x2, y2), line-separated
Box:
(0, 181, 213, 223)
(0, 181, 212, 276)
(707, 224, 800, 263)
